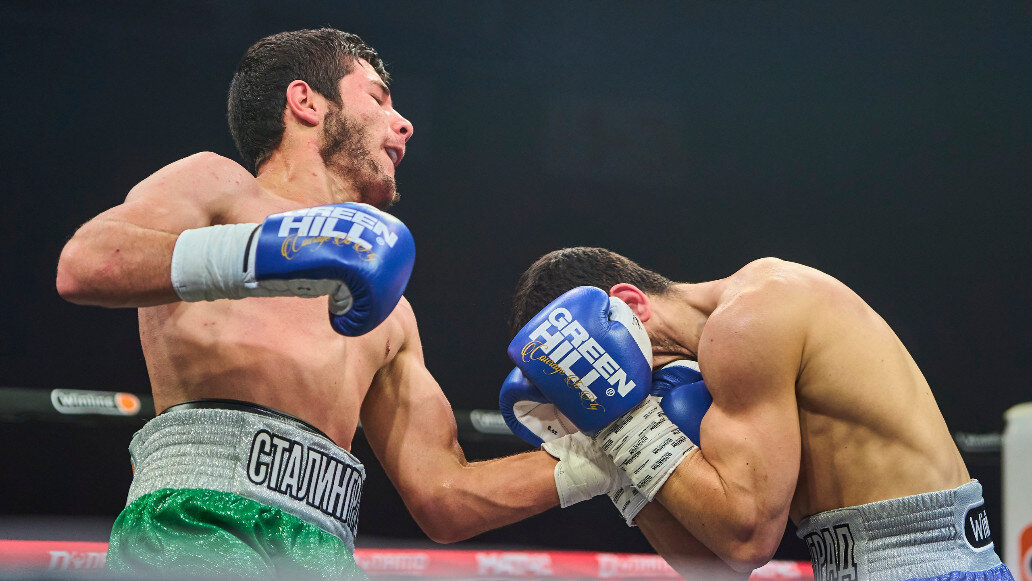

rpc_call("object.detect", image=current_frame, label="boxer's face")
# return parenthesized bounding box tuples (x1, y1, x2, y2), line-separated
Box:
(320, 58, 413, 209)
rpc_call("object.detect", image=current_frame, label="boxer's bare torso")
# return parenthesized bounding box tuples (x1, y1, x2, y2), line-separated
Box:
(83, 148, 406, 450)
(637, 258, 971, 574)
(138, 164, 403, 449)
(57, 52, 559, 548)
(141, 284, 401, 451)
(681, 258, 969, 521)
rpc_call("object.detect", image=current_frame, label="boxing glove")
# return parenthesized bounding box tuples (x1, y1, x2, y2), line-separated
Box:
(498, 366, 577, 448)
(653, 360, 711, 446)
(499, 366, 627, 508)
(171, 203, 414, 336)
(507, 286, 653, 434)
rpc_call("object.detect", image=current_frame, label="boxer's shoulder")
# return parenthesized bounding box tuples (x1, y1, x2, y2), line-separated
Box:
(363, 294, 416, 360)
(126, 151, 262, 211)
(702, 267, 814, 385)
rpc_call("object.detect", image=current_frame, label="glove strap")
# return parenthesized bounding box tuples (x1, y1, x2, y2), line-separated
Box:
(171, 224, 259, 302)
(595, 397, 696, 501)
(172, 223, 344, 303)
(542, 433, 628, 508)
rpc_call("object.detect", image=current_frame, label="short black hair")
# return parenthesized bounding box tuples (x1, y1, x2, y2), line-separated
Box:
(510, 247, 673, 334)
(227, 28, 389, 173)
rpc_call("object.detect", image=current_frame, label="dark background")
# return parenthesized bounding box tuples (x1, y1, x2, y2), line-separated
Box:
(1, 0, 1029, 565)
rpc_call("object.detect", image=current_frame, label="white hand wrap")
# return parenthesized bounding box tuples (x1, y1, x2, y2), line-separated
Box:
(609, 484, 648, 527)
(542, 432, 629, 508)
(595, 397, 696, 501)
(171, 224, 341, 303)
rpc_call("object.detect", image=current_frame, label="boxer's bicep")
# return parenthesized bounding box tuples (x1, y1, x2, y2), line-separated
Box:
(698, 381, 800, 523)
(654, 296, 805, 567)
(697, 304, 804, 531)
(361, 316, 559, 543)
(58, 152, 257, 306)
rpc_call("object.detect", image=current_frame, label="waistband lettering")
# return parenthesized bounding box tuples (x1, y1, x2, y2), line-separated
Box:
(804, 523, 857, 581)
(248, 429, 364, 536)
(964, 504, 994, 549)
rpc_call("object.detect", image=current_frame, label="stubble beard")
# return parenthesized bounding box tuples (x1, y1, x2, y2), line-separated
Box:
(319, 105, 401, 210)
(648, 332, 697, 363)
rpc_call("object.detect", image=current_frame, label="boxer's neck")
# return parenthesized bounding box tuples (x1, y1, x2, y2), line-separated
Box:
(257, 145, 361, 206)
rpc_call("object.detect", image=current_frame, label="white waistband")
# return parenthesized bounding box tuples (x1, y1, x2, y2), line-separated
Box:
(126, 406, 365, 551)
(796, 480, 1002, 580)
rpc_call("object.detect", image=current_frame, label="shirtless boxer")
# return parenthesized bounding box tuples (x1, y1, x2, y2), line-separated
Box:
(55, 29, 567, 579)
(502, 247, 1013, 581)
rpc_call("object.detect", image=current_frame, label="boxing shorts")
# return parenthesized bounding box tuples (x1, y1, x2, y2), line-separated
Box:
(796, 480, 1014, 581)
(107, 399, 367, 579)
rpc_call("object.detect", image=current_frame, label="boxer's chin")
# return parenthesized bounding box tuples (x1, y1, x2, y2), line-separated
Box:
(362, 177, 399, 211)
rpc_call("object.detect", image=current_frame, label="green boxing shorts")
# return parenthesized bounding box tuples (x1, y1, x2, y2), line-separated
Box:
(107, 400, 367, 580)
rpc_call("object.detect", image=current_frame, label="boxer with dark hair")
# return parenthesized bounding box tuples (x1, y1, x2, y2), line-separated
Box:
(57, 28, 566, 579)
(502, 247, 1013, 581)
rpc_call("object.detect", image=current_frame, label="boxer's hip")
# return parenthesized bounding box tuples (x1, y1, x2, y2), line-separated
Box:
(796, 480, 1012, 581)
(108, 487, 366, 579)
(109, 399, 366, 577)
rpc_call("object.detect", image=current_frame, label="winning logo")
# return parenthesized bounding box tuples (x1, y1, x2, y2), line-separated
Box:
(50, 389, 142, 416)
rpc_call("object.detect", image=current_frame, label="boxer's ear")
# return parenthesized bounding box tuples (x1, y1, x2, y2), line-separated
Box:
(610, 284, 651, 323)
(284, 80, 323, 126)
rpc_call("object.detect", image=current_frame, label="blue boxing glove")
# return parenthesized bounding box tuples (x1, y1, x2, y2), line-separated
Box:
(170, 202, 414, 336)
(507, 286, 653, 435)
(650, 359, 702, 398)
(499, 366, 629, 508)
(508, 286, 695, 502)
(653, 360, 711, 446)
(499, 366, 578, 448)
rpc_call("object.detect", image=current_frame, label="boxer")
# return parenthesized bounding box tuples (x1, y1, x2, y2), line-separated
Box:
(57, 28, 563, 579)
(503, 247, 1013, 581)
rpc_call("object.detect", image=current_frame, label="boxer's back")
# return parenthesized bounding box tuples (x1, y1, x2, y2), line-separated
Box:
(138, 182, 404, 450)
(715, 260, 969, 522)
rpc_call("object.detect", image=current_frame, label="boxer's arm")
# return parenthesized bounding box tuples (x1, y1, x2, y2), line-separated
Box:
(360, 302, 559, 543)
(651, 292, 803, 572)
(56, 152, 252, 307)
(636, 502, 750, 580)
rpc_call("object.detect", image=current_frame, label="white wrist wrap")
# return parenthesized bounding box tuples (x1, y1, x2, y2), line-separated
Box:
(542, 432, 629, 508)
(171, 224, 259, 302)
(595, 397, 696, 501)
(609, 484, 648, 527)
(171, 224, 343, 304)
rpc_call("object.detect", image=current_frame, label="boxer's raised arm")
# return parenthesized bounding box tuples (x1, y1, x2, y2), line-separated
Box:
(653, 289, 804, 572)
(57, 152, 252, 307)
(360, 302, 560, 543)
(636, 502, 750, 580)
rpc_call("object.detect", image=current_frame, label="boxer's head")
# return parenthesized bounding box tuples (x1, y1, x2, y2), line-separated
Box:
(228, 28, 390, 175)
(510, 247, 673, 336)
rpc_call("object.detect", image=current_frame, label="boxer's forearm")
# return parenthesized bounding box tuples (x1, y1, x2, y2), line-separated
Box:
(402, 449, 559, 544)
(655, 450, 787, 573)
(57, 216, 180, 307)
(636, 502, 750, 580)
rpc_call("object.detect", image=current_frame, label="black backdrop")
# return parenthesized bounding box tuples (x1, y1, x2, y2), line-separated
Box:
(1, 0, 1029, 563)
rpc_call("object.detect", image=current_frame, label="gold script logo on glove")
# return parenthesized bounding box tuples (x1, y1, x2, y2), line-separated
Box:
(281, 234, 377, 262)
(520, 340, 605, 412)
(274, 205, 402, 262)
(519, 305, 642, 412)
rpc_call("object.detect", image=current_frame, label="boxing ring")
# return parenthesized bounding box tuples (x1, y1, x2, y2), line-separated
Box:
(0, 387, 1027, 580)
(0, 540, 813, 578)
